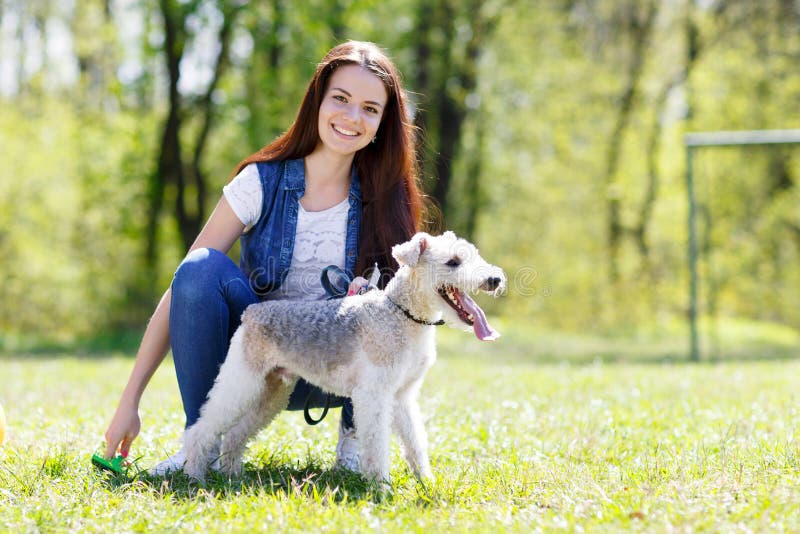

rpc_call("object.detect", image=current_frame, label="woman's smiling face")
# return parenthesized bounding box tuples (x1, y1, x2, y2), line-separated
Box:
(316, 64, 388, 158)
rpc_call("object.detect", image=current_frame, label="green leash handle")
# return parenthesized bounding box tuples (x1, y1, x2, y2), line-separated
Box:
(91, 452, 127, 475)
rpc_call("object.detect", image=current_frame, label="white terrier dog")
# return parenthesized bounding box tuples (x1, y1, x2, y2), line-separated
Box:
(183, 231, 505, 483)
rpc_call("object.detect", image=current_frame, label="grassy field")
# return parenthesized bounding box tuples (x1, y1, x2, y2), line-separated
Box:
(1, 320, 799, 532)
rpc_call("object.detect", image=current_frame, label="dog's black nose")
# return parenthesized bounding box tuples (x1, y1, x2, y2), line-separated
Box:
(484, 277, 502, 291)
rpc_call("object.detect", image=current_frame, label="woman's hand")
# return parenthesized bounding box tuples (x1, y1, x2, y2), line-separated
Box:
(99, 195, 244, 459)
(104, 402, 141, 459)
(347, 276, 370, 296)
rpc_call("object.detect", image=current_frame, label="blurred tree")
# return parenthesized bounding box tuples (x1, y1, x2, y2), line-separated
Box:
(1, 0, 799, 344)
(635, 0, 701, 286)
(574, 0, 660, 283)
(241, 0, 287, 150)
(147, 0, 244, 276)
(412, 0, 502, 232)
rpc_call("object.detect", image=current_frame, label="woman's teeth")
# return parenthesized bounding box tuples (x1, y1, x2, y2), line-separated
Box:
(333, 125, 359, 136)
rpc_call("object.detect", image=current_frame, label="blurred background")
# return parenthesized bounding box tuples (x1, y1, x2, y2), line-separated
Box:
(1, 0, 798, 358)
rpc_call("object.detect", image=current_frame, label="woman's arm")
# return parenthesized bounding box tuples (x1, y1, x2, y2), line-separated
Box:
(104, 196, 246, 458)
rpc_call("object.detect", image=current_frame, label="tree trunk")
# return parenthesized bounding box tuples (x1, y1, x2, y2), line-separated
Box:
(463, 106, 485, 241)
(182, 3, 242, 251)
(424, 0, 499, 226)
(603, 1, 658, 283)
(146, 0, 184, 270)
(246, 0, 285, 149)
(413, 0, 434, 189)
(635, 6, 701, 276)
(147, 0, 241, 268)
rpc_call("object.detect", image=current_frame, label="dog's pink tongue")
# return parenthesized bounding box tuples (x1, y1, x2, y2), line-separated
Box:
(459, 292, 500, 341)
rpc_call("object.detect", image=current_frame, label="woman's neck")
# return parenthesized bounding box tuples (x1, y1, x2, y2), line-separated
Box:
(304, 147, 354, 188)
(301, 148, 354, 211)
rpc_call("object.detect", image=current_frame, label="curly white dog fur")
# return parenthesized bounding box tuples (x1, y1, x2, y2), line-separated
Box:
(182, 231, 505, 483)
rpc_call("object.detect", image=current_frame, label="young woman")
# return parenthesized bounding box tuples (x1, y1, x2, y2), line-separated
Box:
(103, 41, 426, 474)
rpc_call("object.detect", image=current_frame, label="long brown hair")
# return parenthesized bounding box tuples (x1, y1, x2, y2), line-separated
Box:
(232, 41, 426, 285)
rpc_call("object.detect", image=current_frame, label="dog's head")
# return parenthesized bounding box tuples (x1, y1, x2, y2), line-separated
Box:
(392, 231, 506, 340)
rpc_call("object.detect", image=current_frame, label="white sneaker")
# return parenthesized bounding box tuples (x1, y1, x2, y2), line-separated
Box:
(335, 421, 360, 472)
(149, 447, 186, 476)
(148, 440, 221, 476)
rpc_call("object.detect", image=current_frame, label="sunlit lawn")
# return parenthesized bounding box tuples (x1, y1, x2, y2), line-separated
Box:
(1, 320, 799, 531)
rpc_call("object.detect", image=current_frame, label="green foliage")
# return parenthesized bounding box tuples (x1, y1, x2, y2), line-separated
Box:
(1, 0, 799, 345)
(0, 97, 158, 342)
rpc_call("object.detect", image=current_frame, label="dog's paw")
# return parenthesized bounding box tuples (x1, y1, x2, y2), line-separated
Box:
(361, 466, 392, 487)
(218, 454, 243, 477)
(183, 461, 207, 483)
(414, 456, 433, 480)
(415, 466, 433, 480)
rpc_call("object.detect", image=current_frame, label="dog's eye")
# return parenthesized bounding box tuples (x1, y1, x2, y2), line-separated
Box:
(445, 258, 461, 267)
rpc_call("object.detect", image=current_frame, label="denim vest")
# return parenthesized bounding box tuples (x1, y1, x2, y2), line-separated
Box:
(239, 158, 362, 297)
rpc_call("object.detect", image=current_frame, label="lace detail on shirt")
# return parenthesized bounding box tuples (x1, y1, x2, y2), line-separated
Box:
(263, 198, 349, 301)
(224, 162, 349, 300)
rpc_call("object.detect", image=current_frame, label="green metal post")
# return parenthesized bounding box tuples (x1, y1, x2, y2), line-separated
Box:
(686, 146, 700, 362)
(683, 130, 800, 362)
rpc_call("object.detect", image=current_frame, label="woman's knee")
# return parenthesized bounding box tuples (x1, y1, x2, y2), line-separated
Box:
(171, 248, 237, 303)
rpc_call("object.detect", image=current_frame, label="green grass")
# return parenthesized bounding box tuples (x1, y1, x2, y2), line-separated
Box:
(1, 322, 799, 532)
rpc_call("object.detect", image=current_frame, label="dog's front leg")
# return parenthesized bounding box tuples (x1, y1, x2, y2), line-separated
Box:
(392, 380, 432, 479)
(351, 386, 393, 483)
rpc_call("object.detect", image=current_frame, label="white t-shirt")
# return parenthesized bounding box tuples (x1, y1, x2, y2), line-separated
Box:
(222, 163, 264, 232)
(223, 163, 349, 301)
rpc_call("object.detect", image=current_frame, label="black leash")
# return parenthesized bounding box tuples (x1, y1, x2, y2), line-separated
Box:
(303, 394, 330, 425)
(302, 265, 376, 425)
(319, 265, 352, 300)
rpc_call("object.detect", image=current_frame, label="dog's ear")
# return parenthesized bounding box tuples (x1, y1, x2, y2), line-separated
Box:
(392, 233, 429, 267)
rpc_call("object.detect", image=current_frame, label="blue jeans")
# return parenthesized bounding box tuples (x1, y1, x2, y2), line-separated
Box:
(169, 248, 354, 429)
